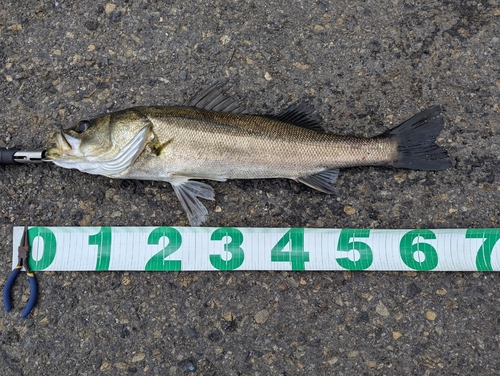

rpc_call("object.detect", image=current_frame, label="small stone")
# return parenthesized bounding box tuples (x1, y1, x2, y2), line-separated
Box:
(327, 356, 338, 365)
(393, 331, 403, 340)
(215, 205, 222, 212)
(109, 11, 122, 22)
(254, 309, 270, 324)
(87, 45, 95, 52)
(223, 311, 235, 322)
(179, 71, 187, 80)
(8, 24, 22, 31)
(264, 72, 272, 81)
(435, 288, 447, 296)
(366, 360, 377, 368)
(84, 21, 99, 31)
(105, 3, 116, 14)
(132, 352, 146, 362)
(121, 275, 131, 286)
(114, 362, 128, 370)
(347, 350, 359, 358)
(426, 310, 437, 321)
(220, 35, 231, 45)
(293, 62, 310, 70)
(375, 301, 390, 317)
(343, 205, 356, 215)
(361, 293, 372, 301)
(394, 172, 407, 184)
(100, 362, 112, 371)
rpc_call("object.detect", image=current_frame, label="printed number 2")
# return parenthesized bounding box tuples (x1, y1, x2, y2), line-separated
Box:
(466, 229, 500, 271)
(145, 227, 182, 271)
(336, 229, 373, 270)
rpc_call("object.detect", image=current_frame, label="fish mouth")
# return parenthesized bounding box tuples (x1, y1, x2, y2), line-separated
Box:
(57, 132, 81, 153)
(45, 131, 82, 160)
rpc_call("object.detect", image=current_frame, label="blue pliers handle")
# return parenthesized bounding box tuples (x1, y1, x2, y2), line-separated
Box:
(2, 226, 38, 318)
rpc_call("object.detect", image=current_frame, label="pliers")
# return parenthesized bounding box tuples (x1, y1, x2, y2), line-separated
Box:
(3, 225, 38, 318)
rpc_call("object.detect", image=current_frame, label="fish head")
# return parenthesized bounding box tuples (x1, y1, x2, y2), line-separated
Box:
(45, 109, 152, 176)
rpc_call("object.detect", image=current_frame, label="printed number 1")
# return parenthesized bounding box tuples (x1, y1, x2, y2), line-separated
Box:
(88, 227, 111, 271)
(466, 229, 500, 271)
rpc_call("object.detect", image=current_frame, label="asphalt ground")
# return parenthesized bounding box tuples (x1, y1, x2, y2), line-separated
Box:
(1, 1, 499, 375)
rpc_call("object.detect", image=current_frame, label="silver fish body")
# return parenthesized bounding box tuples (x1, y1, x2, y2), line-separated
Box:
(46, 85, 450, 225)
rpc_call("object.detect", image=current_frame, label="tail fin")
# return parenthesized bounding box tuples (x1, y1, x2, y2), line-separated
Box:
(386, 106, 451, 171)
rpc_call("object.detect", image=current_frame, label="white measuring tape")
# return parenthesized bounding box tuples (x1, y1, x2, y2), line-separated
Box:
(12, 227, 500, 272)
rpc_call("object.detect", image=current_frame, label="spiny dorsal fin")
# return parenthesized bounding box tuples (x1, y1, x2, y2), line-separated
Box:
(268, 104, 326, 133)
(297, 168, 339, 194)
(186, 83, 248, 114)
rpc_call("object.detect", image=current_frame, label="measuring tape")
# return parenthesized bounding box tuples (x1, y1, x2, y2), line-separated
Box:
(11, 227, 500, 272)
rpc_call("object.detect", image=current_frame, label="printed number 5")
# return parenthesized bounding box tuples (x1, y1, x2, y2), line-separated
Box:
(336, 229, 373, 270)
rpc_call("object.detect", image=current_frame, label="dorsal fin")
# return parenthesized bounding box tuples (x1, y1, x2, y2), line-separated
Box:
(267, 104, 326, 133)
(186, 83, 248, 114)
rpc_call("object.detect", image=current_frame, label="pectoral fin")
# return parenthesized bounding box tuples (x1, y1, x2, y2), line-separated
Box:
(297, 169, 339, 194)
(170, 178, 215, 226)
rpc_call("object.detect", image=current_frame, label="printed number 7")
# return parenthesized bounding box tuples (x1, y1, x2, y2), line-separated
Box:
(466, 229, 500, 271)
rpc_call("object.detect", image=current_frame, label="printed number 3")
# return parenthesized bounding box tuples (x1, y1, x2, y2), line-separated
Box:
(210, 228, 244, 270)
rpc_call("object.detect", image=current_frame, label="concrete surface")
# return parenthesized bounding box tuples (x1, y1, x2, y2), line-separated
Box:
(1, 0, 499, 375)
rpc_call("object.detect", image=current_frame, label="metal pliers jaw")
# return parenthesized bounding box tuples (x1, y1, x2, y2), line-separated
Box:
(3, 226, 38, 318)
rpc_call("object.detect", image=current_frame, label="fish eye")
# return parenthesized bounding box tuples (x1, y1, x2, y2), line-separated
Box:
(75, 120, 91, 133)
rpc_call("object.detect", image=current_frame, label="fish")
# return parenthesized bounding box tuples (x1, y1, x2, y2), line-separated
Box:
(45, 84, 451, 225)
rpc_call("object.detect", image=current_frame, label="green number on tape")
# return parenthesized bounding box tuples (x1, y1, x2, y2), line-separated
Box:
(400, 230, 438, 271)
(27, 227, 56, 271)
(466, 229, 500, 271)
(145, 227, 182, 271)
(336, 229, 373, 270)
(210, 228, 244, 270)
(271, 228, 309, 270)
(89, 227, 112, 271)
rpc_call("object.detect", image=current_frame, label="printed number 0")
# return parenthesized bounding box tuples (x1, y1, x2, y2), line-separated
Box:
(27, 227, 57, 271)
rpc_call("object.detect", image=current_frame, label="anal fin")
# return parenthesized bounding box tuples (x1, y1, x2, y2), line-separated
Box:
(170, 179, 215, 226)
(297, 169, 339, 194)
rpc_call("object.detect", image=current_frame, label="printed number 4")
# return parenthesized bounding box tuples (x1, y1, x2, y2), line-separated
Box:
(271, 228, 309, 271)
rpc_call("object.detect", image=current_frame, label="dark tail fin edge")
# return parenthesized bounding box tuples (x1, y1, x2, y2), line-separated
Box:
(386, 106, 451, 171)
